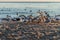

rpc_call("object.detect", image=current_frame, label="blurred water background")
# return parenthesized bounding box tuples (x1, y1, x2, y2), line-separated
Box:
(0, 2, 60, 18)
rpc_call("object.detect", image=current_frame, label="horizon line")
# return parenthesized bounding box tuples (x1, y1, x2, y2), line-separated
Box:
(0, 1, 60, 3)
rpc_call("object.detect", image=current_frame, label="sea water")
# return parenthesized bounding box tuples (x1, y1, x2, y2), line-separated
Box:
(0, 2, 60, 18)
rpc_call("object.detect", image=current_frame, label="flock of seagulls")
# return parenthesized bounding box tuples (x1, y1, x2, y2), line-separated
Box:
(0, 9, 60, 24)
